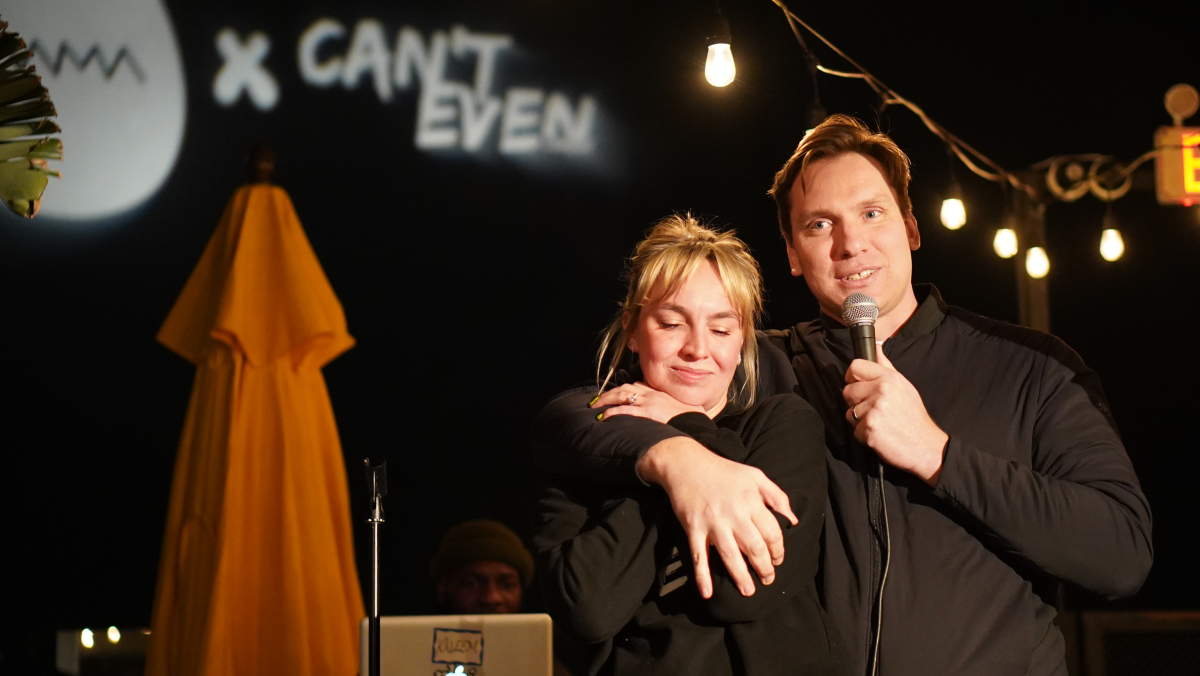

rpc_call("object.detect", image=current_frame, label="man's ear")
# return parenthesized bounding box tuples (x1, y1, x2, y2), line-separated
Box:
(785, 239, 804, 277)
(905, 213, 921, 250)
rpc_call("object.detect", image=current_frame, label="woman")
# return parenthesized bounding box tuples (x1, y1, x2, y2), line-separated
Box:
(533, 215, 845, 676)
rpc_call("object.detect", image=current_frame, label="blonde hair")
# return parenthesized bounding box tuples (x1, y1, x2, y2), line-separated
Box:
(597, 214, 764, 409)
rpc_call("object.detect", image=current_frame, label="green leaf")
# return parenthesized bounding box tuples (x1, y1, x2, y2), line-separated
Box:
(0, 158, 51, 217)
(0, 137, 57, 162)
(0, 118, 57, 141)
(0, 61, 34, 85)
(29, 137, 62, 160)
(0, 32, 25, 65)
(0, 138, 37, 161)
(0, 75, 42, 104)
(0, 96, 55, 125)
(0, 15, 61, 217)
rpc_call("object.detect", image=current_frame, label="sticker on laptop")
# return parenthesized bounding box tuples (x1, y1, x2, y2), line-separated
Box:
(432, 628, 484, 666)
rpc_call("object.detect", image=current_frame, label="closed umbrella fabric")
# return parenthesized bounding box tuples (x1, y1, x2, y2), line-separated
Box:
(146, 184, 363, 676)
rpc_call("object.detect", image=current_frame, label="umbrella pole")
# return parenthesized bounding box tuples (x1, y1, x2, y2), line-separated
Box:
(364, 459, 387, 676)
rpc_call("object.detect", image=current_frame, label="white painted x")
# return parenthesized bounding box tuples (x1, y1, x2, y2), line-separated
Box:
(213, 28, 279, 111)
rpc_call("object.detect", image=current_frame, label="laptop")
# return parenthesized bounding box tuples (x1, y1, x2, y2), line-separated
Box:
(360, 614, 553, 676)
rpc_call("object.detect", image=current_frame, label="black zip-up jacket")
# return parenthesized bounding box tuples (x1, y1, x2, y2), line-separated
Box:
(534, 394, 846, 676)
(532, 285, 1153, 676)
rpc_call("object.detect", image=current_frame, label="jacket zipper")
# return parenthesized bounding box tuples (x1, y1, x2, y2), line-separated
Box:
(870, 462, 891, 676)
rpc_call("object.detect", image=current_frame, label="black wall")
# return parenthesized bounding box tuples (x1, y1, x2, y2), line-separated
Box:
(1, 0, 1196, 662)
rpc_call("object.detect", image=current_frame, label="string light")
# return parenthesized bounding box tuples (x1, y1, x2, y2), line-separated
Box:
(764, 0, 1169, 279)
(705, 45, 736, 87)
(107, 626, 122, 644)
(940, 195, 965, 230)
(1025, 247, 1050, 279)
(1100, 229, 1124, 261)
(1100, 205, 1124, 261)
(993, 228, 1018, 258)
(940, 150, 966, 230)
(769, 0, 1159, 204)
(703, 6, 735, 87)
(81, 629, 94, 649)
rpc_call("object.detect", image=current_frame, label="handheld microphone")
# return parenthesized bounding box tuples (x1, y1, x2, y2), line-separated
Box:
(841, 293, 879, 363)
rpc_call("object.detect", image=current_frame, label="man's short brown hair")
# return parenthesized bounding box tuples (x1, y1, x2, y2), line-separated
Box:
(768, 114, 913, 242)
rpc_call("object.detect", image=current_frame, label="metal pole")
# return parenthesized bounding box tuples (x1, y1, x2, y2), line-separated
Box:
(363, 459, 386, 676)
(369, 495, 382, 676)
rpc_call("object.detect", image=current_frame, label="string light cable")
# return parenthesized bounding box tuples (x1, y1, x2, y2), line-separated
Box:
(766, 0, 1157, 206)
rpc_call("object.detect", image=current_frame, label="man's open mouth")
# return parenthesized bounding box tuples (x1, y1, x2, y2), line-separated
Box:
(841, 268, 877, 281)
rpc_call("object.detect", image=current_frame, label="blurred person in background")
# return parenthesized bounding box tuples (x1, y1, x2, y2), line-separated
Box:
(432, 519, 531, 615)
(432, 519, 583, 676)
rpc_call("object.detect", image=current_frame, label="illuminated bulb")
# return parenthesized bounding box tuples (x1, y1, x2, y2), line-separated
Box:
(1099, 229, 1124, 261)
(705, 44, 736, 87)
(993, 228, 1018, 258)
(940, 198, 966, 230)
(107, 626, 121, 644)
(1025, 246, 1050, 278)
(81, 628, 94, 649)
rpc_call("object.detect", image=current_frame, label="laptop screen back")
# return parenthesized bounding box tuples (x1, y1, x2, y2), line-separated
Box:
(360, 614, 553, 676)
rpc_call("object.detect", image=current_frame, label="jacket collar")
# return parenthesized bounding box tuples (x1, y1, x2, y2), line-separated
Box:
(816, 284, 946, 353)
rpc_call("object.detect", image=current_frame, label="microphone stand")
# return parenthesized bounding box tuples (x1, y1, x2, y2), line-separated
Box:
(363, 459, 388, 676)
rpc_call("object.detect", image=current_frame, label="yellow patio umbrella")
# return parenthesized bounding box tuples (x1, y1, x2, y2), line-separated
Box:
(146, 174, 364, 676)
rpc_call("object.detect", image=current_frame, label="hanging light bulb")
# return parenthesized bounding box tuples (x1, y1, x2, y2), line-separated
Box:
(702, 6, 735, 87)
(1025, 246, 1050, 278)
(705, 44, 736, 87)
(940, 195, 966, 230)
(993, 228, 1018, 258)
(1099, 229, 1124, 261)
(940, 149, 966, 229)
(1099, 204, 1124, 261)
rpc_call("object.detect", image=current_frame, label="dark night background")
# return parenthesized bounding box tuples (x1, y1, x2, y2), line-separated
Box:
(1, 0, 1196, 669)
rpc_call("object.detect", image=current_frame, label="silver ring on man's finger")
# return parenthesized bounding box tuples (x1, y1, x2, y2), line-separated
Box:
(851, 405, 859, 423)
(628, 392, 639, 405)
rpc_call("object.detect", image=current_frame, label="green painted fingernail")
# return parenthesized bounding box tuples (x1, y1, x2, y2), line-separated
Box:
(588, 395, 600, 406)
(596, 412, 604, 420)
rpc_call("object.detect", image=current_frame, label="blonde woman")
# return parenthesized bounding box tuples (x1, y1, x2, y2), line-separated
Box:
(533, 216, 845, 676)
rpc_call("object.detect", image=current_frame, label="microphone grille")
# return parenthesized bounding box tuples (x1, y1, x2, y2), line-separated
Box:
(841, 293, 879, 326)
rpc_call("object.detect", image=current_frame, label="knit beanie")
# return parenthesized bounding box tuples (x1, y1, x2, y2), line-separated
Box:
(430, 519, 534, 587)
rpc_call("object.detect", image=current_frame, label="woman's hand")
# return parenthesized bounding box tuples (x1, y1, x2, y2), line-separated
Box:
(591, 382, 706, 424)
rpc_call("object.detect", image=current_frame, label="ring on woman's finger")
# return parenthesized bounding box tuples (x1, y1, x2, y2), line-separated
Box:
(628, 392, 639, 405)
(851, 404, 860, 423)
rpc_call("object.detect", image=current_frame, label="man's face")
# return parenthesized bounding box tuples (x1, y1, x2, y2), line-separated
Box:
(437, 561, 523, 614)
(785, 152, 920, 323)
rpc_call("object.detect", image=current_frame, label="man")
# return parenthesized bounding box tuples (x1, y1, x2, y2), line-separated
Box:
(432, 519, 532, 614)
(533, 115, 1152, 675)
(432, 520, 585, 676)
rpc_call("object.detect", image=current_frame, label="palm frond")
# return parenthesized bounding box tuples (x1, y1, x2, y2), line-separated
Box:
(0, 17, 62, 218)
